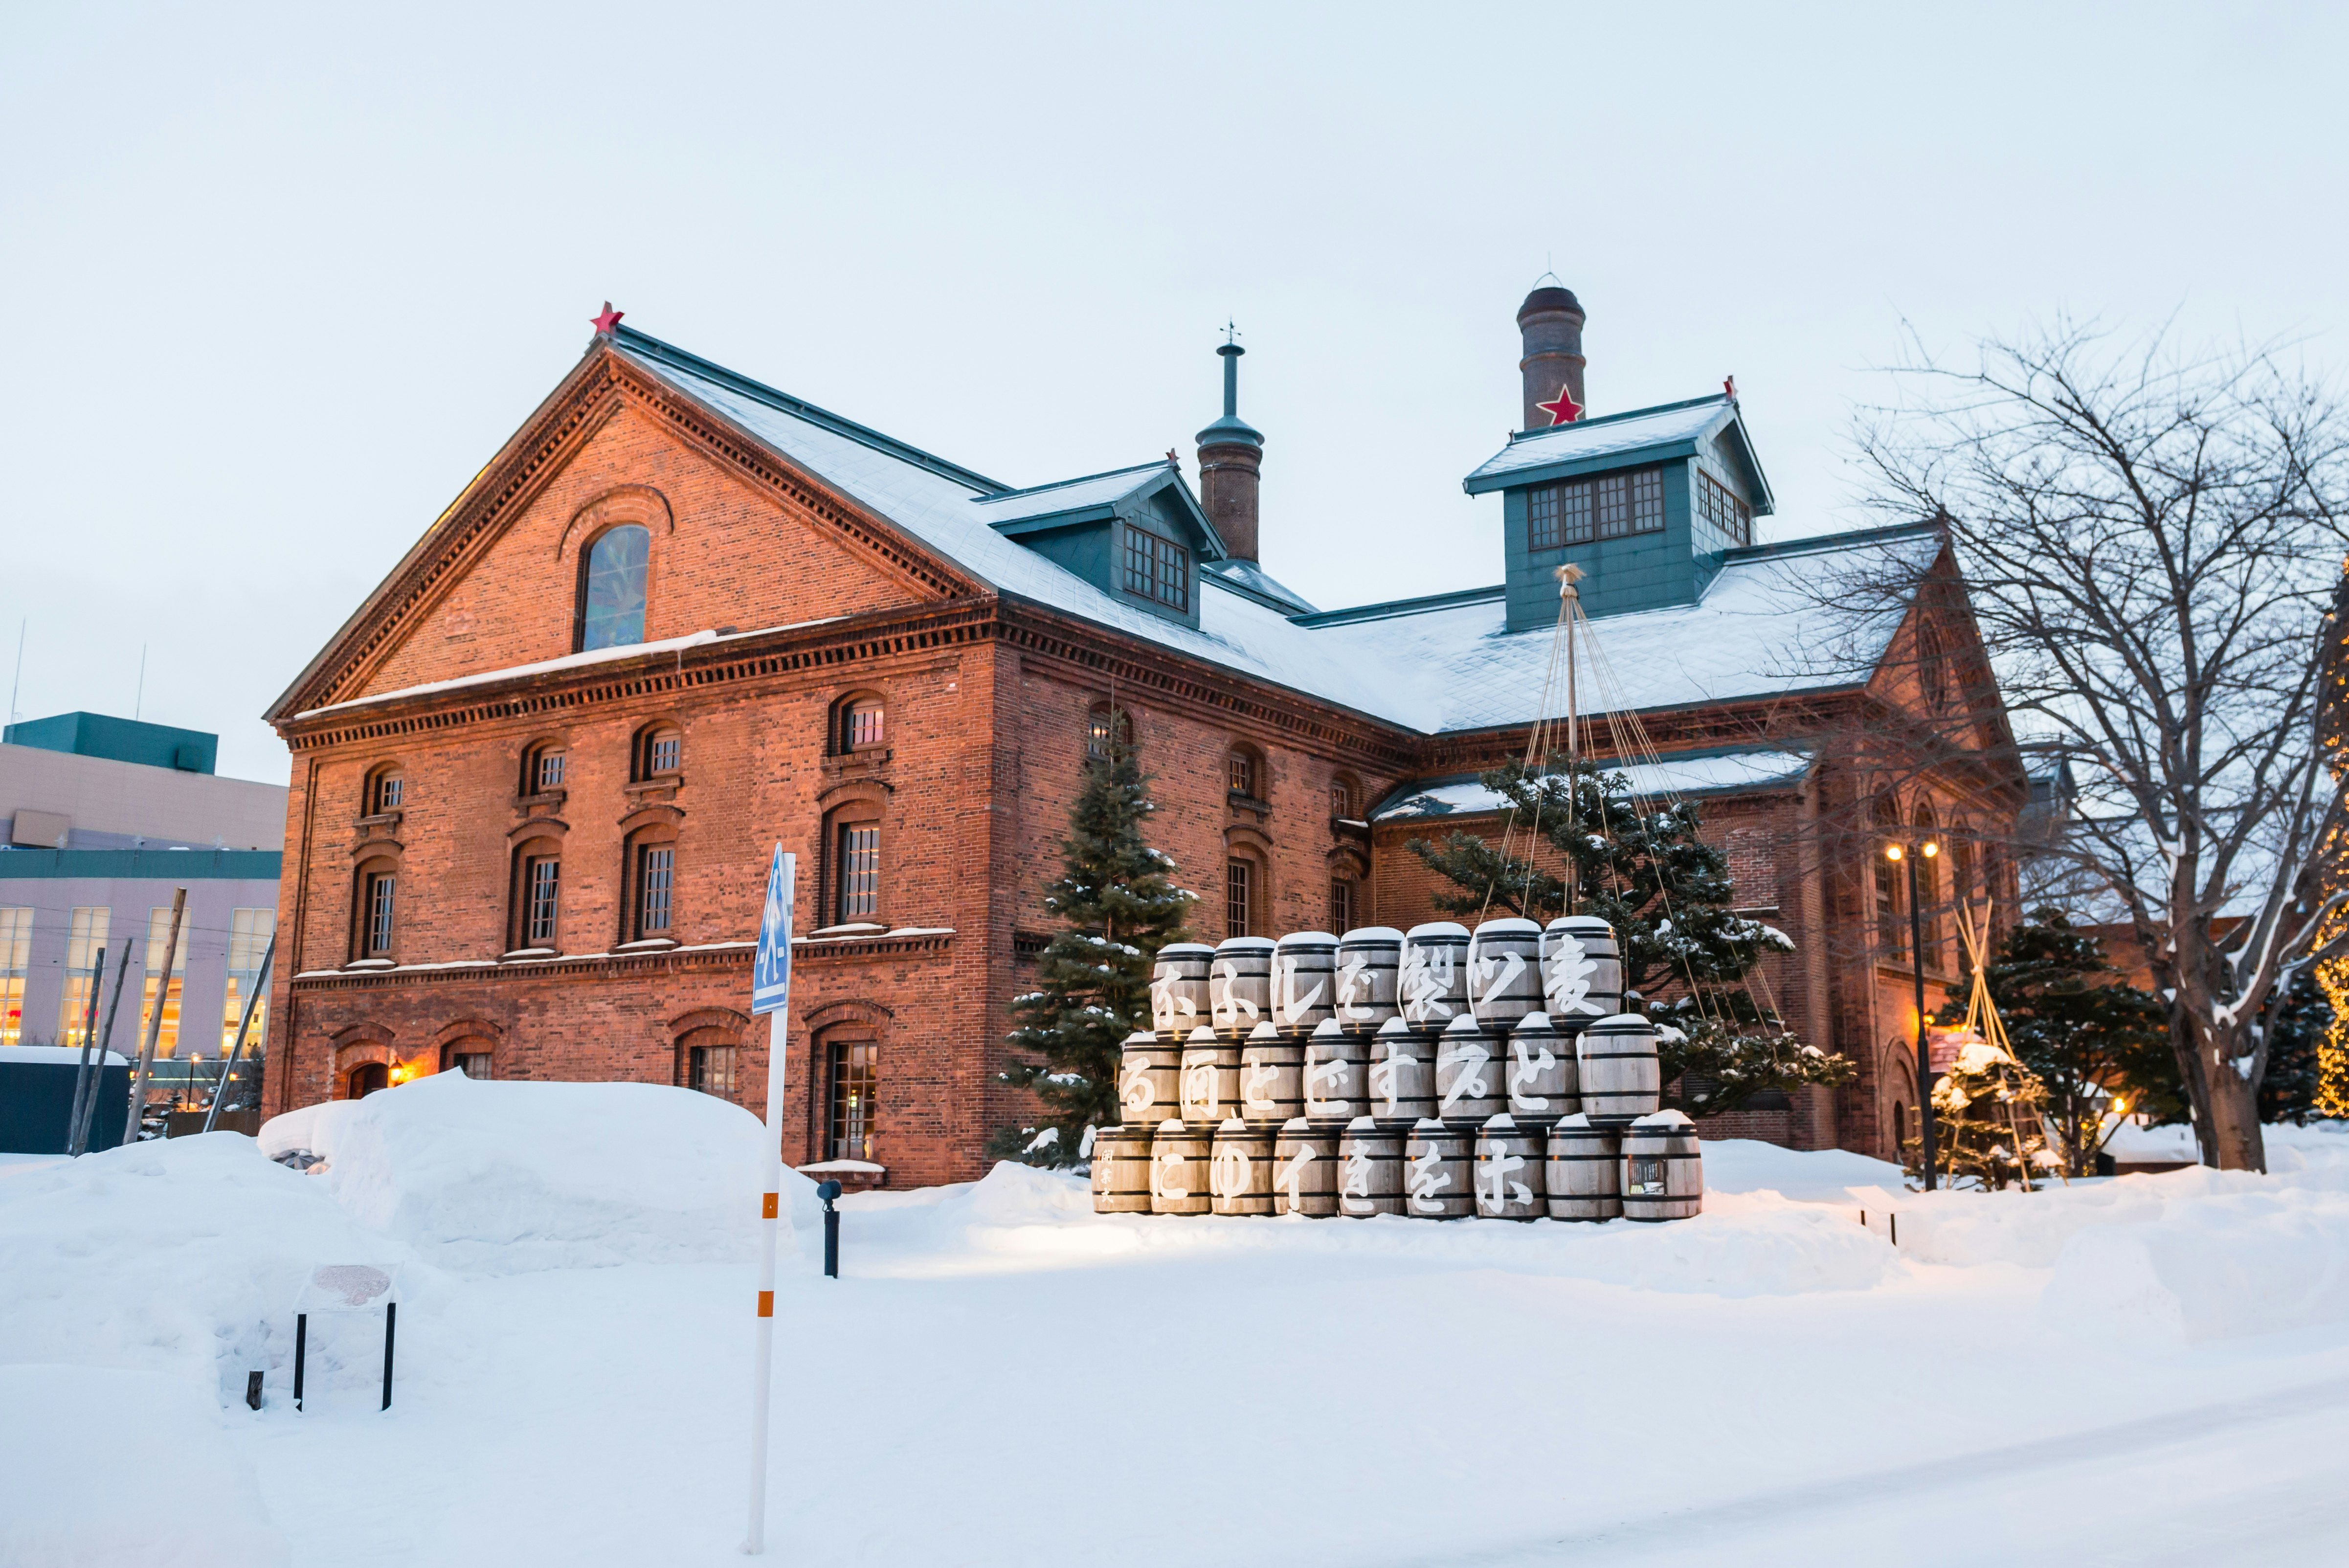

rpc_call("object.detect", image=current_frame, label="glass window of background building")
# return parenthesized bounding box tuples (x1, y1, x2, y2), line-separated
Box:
(142, 906, 192, 1058)
(0, 906, 30, 1046)
(828, 1040, 877, 1160)
(57, 907, 110, 1049)
(220, 908, 275, 1054)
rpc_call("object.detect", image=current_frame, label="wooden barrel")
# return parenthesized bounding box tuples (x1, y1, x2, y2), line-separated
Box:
(1238, 1021, 1305, 1129)
(1621, 1114, 1703, 1222)
(1273, 931, 1339, 1038)
(1400, 921, 1470, 1029)
(1504, 1012, 1577, 1128)
(1179, 1025, 1242, 1127)
(1404, 1120, 1474, 1218)
(1542, 916, 1624, 1029)
(1577, 1013, 1661, 1127)
(1209, 937, 1275, 1039)
(1544, 1116, 1622, 1221)
(1337, 1116, 1404, 1217)
(1210, 1119, 1275, 1216)
(1118, 1029, 1183, 1129)
(1149, 1120, 1212, 1214)
(1149, 942, 1216, 1037)
(1091, 1123, 1154, 1214)
(1272, 1118, 1339, 1217)
(1434, 1014, 1504, 1129)
(1302, 1017, 1368, 1130)
(1474, 1114, 1545, 1220)
(1468, 917, 1545, 1030)
(1334, 926, 1403, 1034)
(1366, 1017, 1433, 1130)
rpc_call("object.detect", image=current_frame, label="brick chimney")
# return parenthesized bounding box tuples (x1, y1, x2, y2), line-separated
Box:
(1517, 284, 1587, 430)
(1195, 339, 1264, 562)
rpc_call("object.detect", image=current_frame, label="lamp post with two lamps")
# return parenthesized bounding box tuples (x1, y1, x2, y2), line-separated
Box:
(1885, 834, 1941, 1190)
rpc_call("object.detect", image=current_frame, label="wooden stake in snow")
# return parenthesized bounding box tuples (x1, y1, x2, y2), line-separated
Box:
(743, 848, 796, 1555)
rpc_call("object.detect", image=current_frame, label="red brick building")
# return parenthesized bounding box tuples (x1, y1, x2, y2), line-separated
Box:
(261, 289, 2021, 1185)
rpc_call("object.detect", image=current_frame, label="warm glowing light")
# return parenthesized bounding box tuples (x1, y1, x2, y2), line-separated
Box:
(2112, 1098, 2128, 1116)
(388, 1061, 413, 1084)
(1922, 841, 1940, 858)
(1884, 844, 1904, 862)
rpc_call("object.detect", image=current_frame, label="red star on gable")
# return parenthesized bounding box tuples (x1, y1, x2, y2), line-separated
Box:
(1536, 385, 1584, 426)
(591, 301, 625, 334)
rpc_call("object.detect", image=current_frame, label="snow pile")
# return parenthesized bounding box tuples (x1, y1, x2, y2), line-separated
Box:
(258, 1071, 819, 1274)
(0, 1363, 290, 1568)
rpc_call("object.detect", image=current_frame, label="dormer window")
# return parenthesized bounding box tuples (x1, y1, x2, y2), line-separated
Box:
(1122, 526, 1190, 612)
(1526, 466, 1665, 551)
(1697, 469, 1752, 547)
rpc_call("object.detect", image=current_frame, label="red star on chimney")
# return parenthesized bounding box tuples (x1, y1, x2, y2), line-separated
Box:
(1535, 385, 1584, 426)
(591, 302, 625, 335)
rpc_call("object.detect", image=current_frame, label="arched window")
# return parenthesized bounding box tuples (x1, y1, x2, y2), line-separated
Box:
(1914, 801, 1941, 968)
(1872, 795, 1904, 959)
(1225, 853, 1262, 938)
(522, 740, 568, 797)
(1330, 772, 1362, 820)
(354, 856, 398, 962)
(634, 722, 683, 781)
(824, 1033, 880, 1160)
(1227, 744, 1264, 803)
(1917, 619, 1949, 714)
(1086, 704, 1133, 762)
(441, 1038, 495, 1079)
(511, 838, 563, 951)
(824, 804, 884, 926)
(577, 524, 650, 651)
(348, 1061, 389, 1099)
(834, 693, 886, 755)
(624, 828, 679, 942)
(1328, 876, 1357, 934)
(364, 764, 404, 816)
(679, 1026, 739, 1100)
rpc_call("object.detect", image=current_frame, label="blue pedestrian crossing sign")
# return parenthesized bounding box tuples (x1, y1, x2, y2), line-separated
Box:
(751, 847, 796, 1015)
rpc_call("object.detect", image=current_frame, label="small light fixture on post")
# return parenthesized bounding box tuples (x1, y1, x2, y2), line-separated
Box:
(1884, 836, 1941, 1190)
(817, 1180, 843, 1278)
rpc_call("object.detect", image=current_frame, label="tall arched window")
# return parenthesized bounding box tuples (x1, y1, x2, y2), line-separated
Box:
(1913, 801, 1942, 969)
(1917, 619, 1950, 714)
(1872, 795, 1904, 959)
(577, 524, 650, 651)
(1086, 704, 1133, 762)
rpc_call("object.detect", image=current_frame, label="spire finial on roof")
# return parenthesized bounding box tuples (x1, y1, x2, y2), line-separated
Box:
(1222, 318, 1241, 346)
(591, 301, 624, 335)
(1723, 374, 1737, 401)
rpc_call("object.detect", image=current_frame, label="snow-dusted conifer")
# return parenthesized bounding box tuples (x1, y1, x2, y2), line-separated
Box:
(1408, 757, 1853, 1117)
(992, 713, 1193, 1166)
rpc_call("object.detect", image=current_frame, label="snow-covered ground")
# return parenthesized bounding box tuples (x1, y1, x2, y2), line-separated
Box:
(4, 1074, 2347, 1567)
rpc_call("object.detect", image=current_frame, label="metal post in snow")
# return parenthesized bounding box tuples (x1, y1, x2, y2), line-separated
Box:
(204, 932, 276, 1134)
(122, 888, 187, 1147)
(74, 941, 134, 1157)
(1905, 852, 1937, 1191)
(744, 847, 795, 1556)
(63, 946, 106, 1154)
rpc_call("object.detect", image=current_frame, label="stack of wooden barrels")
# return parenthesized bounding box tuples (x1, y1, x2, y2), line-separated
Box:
(1092, 918, 1703, 1223)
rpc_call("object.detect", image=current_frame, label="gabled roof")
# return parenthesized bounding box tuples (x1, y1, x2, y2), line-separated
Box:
(974, 461, 1223, 562)
(1205, 558, 1318, 615)
(1462, 393, 1776, 513)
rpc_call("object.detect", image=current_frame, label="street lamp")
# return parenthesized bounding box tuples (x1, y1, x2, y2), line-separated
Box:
(1884, 837, 1940, 1190)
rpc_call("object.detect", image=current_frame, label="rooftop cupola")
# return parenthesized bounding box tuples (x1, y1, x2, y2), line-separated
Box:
(1517, 283, 1588, 432)
(1195, 335, 1265, 562)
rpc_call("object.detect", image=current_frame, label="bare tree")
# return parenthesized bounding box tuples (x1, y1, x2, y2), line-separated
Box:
(1838, 319, 2349, 1171)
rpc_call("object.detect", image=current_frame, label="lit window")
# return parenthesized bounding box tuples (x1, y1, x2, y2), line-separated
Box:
(580, 524, 650, 651)
(639, 845, 674, 936)
(365, 873, 397, 957)
(141, 907, 191, 1057)
(0, 906, 29, 1047)
(1226, 860, 1252, 938)
(56, 906, 109, 1049)
(828, 1040, 878, 1160)
(1122, 527, 1190, 611)
(1087, 707, 1131, 762)
(837, 825, 880, 921)
(1228, 752, 1253, 796)
(525, 857, 560, 946)
(220, 908, 274, 1057)
(846, 702, 885, 750)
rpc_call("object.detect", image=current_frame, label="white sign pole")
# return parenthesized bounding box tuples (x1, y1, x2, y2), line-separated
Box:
(745, 847, 796, 1556)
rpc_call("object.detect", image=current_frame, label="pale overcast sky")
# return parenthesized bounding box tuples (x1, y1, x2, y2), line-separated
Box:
(4, 2, 2343, 784)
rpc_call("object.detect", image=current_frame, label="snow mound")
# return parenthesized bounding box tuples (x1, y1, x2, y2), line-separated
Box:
(0, 1132, 389, 1399)
(0, 1364, 290, 1568)
(260, 1072, 819, 1274)
(2040, 1182, 2349, 1345)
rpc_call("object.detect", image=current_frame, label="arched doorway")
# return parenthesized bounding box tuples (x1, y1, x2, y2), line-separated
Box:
(349, 1061, 389, 1099)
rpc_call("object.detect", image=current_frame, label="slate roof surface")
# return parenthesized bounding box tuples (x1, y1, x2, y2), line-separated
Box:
(972, 462, 1173, 525)
(1369, 746, 1818, 822)
(601, 332, 1935, 739)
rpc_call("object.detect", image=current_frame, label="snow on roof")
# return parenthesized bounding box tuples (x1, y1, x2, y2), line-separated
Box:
(971, 462, 1169, 524)
(614, 334, 1935, 738)
(1369, 746, 1816, 821)
(1464, 396, 1733, 489)
(1205, 557, 1319, 614)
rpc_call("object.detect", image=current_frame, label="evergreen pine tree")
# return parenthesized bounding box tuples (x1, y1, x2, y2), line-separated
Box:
(1932, 909, 2177, 1176)
(1409, 758, 1853, 1118)
(992, 715, 1194, 1167)
(2258, 968, 2329, 1126)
